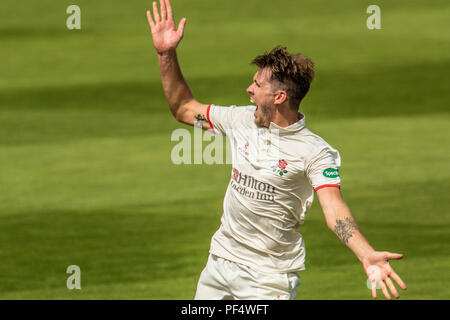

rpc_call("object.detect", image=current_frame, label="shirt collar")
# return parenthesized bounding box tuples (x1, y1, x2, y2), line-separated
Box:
(268, 112, 306, 134)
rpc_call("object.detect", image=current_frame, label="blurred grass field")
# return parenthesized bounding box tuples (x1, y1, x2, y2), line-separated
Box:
(0, 0, 449, 299)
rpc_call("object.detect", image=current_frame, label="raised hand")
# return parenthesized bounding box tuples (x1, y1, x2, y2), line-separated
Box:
(363, 251, 407, 299)
(146, 0, 187, 54)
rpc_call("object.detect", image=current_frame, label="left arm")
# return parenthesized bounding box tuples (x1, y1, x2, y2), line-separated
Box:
(316, 186, 407, 299)
(316, 186, 373, 261)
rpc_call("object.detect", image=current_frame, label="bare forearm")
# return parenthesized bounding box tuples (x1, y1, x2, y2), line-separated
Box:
(326, 204, 375, 263)
(157, 50, 194, 117)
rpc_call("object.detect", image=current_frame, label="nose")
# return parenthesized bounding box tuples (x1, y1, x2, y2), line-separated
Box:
(246, 84, 253, 95)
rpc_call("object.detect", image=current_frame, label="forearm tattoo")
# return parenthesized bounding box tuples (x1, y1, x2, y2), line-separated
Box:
(194, 114, 207, 128)
(334, 217, 360, 244)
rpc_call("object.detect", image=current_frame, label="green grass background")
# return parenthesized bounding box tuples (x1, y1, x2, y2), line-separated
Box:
(0, 0, 449, 299)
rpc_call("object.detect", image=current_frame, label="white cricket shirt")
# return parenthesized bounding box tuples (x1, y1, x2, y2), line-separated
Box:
(206, 104, 341, 273)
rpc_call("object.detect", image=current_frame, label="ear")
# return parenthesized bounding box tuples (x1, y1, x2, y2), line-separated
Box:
(273, 90, 288, 105)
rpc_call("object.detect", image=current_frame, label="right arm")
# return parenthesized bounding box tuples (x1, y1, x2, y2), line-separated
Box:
(147, 0, 211, 129)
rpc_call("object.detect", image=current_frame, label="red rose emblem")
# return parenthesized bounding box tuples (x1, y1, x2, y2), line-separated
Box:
(278, 159, 288, 170)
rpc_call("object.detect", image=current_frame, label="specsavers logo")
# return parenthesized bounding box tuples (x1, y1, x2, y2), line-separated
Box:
(323, 168, 339, 178)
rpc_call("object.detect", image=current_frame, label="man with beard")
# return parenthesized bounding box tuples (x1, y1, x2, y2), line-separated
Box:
(146, 0, 406, 300)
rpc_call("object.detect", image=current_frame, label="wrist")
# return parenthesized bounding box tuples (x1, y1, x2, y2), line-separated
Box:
(359, 248, 375, 265)
(157, 48, 176, 57)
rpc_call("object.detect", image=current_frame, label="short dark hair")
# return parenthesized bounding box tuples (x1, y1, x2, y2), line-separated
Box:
(251, 46, 315, 108)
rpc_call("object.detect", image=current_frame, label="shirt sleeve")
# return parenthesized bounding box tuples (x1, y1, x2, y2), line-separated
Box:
(207, 104, 254, 135)
(306, 147, 342, 191)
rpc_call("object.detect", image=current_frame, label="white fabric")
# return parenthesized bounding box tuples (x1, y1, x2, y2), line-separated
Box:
(207, 105, 341, 274)
(195, 254, 300, 300)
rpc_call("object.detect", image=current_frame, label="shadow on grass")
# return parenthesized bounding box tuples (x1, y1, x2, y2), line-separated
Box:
(0, 200, 218, 295)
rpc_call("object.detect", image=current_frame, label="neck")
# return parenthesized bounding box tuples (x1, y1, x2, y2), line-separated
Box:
(270, 105, 301, 127)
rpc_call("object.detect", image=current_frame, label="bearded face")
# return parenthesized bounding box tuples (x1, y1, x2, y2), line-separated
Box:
(246, 68, 279, 128)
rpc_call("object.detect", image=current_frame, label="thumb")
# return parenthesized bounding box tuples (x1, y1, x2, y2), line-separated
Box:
(177, 17, 187, 38)
(385, 252, 404, 260)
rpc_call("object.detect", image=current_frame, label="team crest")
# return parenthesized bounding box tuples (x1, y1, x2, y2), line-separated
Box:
(272, 159, 288, 176)
(238, 141, 249, 156)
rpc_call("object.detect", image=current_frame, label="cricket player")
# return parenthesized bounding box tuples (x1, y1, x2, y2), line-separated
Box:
(146, 0, 407, 300)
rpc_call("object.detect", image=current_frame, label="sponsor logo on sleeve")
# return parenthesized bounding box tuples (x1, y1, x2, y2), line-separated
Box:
(323, 168, 339, 178)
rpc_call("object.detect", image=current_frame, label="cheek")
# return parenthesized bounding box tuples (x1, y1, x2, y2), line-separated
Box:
(260, 104, 275, 117)
(261, 91, 273, 102)
(260, 104, 270, 115)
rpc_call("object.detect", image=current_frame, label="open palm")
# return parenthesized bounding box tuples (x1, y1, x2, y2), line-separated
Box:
(363, 251, 407, 299)
(147, 0, 186, 54)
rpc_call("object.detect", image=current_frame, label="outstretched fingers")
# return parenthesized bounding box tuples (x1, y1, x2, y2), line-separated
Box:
(385, 277, 399, 299)
(371, 280, 377, 299)
(146, 10, 155, 30)
(390, 269, 407, 290)
(384, 252, 407, 290)
(146, 0, 184, 52)
(385, 252, 404, 260)
(165, 0, 174, 21)
(177, 17, 187, 38)
(160, 0, 167, 21)
(152, 1, 161, 23)
(379, 280, 392, 300)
